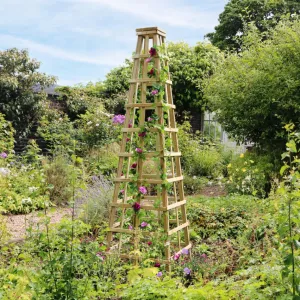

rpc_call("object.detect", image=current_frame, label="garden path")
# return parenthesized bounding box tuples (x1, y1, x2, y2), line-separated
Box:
(5, 207, 72, 242)
(4, 185, 226, 242)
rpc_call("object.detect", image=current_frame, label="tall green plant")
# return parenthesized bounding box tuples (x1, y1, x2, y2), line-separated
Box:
(277, 123, 300, 297)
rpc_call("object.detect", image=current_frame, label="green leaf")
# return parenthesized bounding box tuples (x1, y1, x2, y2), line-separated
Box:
(280, 165, 289, 175)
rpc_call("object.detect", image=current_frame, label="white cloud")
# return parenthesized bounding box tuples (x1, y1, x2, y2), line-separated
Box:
(0, 34, 130, 66)
(69, 0, 220, 29)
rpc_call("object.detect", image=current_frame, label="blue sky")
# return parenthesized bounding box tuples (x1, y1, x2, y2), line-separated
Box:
(0, 0, 227, 86)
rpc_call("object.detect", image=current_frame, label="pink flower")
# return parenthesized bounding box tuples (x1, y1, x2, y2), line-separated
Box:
(173, 253, 180, 261)
(156, 271, 162, 277)
(128, 225, 133, 230)
(128, 123, 132, 128)
(96, 253, 105, 261)
(145, 57, 152, 63)
(132, 202, 141, 212)
(151, 89, 158, 96)
(138, 131, 146, 137)
(149, 47, 157, 56)
(148, 241, 152, 246)
(147, 117, 153, 122)
(140, 221, 148, 228)
(154, 262, 160, 267)
(120, 189, 125, 194)
(135, 148, 143, 154)
(139, 186, 147, 195)
(131, 162, 137, 169)
(126, 138, 130, 142)
(201, 253, 208, 260)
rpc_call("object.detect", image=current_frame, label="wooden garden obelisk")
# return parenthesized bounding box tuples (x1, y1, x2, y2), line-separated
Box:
(107, 27, 191, 267)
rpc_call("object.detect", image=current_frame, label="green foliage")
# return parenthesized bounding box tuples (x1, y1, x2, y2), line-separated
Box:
(227, 151, 276, 197)
(37, 108, 75, 152)
(183, 176, 207, 195)
(206, 0, 300, 51)
(204, 20, 300, 152)
(167, 42, 222, 118)
(276, 124, 300, 297)
(0, 48, 56, 138)
(178, 121, 225, 178)
(188, 195, 257, 240)
(0, 112, 15, 154)
(45, 154, 83, 206)
(75, 109, 119, 151)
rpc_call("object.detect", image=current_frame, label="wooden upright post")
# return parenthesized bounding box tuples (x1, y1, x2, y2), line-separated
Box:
(107, 27, 191, 268)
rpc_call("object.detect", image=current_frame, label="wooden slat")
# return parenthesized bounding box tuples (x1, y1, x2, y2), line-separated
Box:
(167, 176, 184, 183)
(121, 128, 178, 133)
(129, 79, 172, 85)
(168, 222, 189, 236)
(125, 103, 175, 109)
(167, 200, 186, 210)
(118, 151, 181, 158)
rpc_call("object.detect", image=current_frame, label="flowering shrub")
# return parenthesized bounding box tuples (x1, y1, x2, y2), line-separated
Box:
(226, 151, 275, 197)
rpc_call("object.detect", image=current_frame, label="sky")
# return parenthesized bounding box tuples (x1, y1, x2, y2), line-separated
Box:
(0, 0, 227, 86)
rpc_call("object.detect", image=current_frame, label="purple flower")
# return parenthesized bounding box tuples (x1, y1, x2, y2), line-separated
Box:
(128, 225, 133, 230)
(112, 114, 125, 125)
(126, 138, 130, 142)
(183, 267, 191, 275)
(138, 131, 146, 137)
(0, 152, 7, 159)
(145, 57, 152, 63)
(132, 202, 141, 212)
(140, 221, 148, 228)
(149, 47, 157, 56)
(154, 262, 160, 267)
(139, 186, 147, 195)
(181, 248, 189, 255)
(148, 68, 155, 77)
(156, 271, 162, 277)
(151, 89, 158, 96)
(120, 189, 125, 194)
(148, 241, 152, 246)
(135, 148, 143, 154)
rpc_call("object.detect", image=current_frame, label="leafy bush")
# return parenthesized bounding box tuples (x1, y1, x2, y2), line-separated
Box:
(183, 176, 207, 195)
(0, 112, 15, 155)
(227, 151, 276, 197)
(44, 155, 74, 205)
(76, 176, 113, 228)
(84, 143, 119, 177)
(37, 108, 75, 152)
(178, 121, 225, 178)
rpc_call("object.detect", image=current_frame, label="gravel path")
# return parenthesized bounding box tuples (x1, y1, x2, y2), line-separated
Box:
(4, 208, 72, 241)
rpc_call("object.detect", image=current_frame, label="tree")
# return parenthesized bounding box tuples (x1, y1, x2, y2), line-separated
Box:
(167, 42, 222, 119)
(0, 48, 56, 139)
(97, 43, 222, 119)
(204, 20, 300, 152)
(206, 0, 300, 51)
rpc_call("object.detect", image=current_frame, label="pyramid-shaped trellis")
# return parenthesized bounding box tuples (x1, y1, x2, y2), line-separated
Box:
(107, 27, 191, 267)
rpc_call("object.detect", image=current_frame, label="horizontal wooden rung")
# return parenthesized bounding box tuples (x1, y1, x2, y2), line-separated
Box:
(167, 200, 186, 210)
(167, 176, 184, 183)
(125, 103, 175, 109)
(129, 79, 172, 85)
(122, 128, 178, 133)
(168, 222, 189, 236)
(118, 151, 181, 158)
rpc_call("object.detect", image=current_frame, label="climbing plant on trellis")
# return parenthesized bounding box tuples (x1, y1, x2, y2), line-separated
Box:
(107, 27, 191, 268)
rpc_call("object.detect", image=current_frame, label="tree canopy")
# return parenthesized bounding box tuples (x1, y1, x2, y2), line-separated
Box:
(204, 20, 300, 152)
(0, 48, 56, 138)
(94, 42, 222, 119)
(206, 0, 300, 51)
